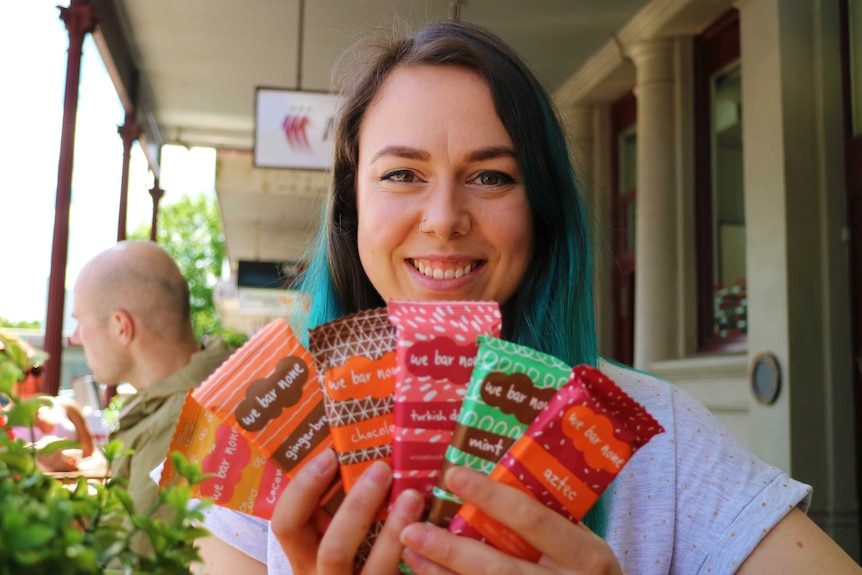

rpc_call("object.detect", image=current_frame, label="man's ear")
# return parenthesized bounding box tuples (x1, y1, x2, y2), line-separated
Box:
(111, 309, 135, 345)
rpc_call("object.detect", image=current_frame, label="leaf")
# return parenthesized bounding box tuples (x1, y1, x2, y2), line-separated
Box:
(0, 450, 37, 474)
(15, 524, 55, 548)
(0, 361, 22, 394)
(102, 439, 134, 462)
(114, 486, 136, 516)
(4, 397, 45, 427)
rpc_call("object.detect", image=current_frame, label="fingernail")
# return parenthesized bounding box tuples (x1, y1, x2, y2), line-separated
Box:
(402, 548, 427, 571)
(362, 460, 391, 487)
(444, 465, 470, 492)
(400, 523, 430, 550)
(393, 489, 425, 517)
(310, 449, 336, 475)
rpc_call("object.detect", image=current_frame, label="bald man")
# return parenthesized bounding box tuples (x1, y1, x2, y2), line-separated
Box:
(70, 240, 233, 551)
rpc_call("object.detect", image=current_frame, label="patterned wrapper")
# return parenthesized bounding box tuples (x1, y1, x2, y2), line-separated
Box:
(191, 319, 343, 515)
(161, 393, 289, 520)
(309, 307, 397, 493)
(427, 336, 571, 527)
(449, 365, 664, 562)
(387, 300, 501, 506)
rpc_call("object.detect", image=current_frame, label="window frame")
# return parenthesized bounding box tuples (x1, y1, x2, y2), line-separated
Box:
(611, 91, 637, 366)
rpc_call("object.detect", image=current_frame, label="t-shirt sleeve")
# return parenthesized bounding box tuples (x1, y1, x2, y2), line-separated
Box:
(201, 506, 294, 574)
(667, 384, 812, 574)
(201, 506, 270, 563)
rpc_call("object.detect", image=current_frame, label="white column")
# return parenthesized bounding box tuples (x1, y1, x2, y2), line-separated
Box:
(629, 39, 677, 369)
(565, 105, 614, 358)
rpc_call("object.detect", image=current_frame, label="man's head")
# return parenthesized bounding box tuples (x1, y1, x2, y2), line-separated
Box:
(70, 241, 197, 390)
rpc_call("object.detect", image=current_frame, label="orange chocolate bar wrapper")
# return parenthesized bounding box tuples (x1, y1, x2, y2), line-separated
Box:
(449, 365, 664, 562)
(160, 392, 290, 520)
(191, 319, 343, 511)
(309, 307, 397, 492)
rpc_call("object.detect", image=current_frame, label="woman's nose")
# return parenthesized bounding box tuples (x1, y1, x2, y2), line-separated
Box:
(419, 181, 472, 238)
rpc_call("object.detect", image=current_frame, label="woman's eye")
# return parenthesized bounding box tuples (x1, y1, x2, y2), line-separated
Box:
(472, 171, 513, 186)
(382, 170, 416, 183)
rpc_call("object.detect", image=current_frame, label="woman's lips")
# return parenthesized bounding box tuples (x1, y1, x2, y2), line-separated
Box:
(410, 258, 480, 279)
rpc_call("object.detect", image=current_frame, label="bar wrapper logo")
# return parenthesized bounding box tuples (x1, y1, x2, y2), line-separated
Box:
(199, 423, 252, 502)
(324, 353, 397, 401)
(562, 405, 632, 472)
(480, 372, 558, 425)
(405, 337, 476, 382)
(236, 356, 308, 431)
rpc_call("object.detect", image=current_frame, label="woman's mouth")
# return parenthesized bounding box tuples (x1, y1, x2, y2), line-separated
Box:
(410, 258, 479, 279)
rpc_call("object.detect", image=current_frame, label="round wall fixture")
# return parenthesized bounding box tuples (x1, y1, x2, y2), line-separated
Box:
(750, 352, 781, 405)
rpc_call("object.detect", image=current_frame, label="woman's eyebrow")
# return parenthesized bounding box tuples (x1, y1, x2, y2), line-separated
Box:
(370, 145, 429, 163)
(468, 146, 517, 162)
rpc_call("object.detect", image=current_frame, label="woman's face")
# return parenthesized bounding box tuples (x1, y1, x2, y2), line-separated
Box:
(356, 64, 534, 304)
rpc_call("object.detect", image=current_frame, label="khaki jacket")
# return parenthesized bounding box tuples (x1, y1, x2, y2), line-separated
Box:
(110, 336, 233, 552)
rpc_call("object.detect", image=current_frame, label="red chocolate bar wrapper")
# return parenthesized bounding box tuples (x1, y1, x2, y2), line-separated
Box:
(309, 307, 397, 493)
(449, 364, 664, 562)
(387, 300, 501, 506)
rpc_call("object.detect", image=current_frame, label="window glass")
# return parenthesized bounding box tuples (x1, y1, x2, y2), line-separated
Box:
(850, 0, 862, 135)
(710, 64, 747, 338)
(618, 128, 637, 253)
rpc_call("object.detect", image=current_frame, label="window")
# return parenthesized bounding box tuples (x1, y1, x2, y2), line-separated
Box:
(695, 10, 747, 353)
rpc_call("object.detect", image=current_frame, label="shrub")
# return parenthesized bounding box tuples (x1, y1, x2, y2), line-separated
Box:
(0, 330, 210, 574)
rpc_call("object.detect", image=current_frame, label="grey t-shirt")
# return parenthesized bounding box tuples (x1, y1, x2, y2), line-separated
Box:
(203, 361, 811, 574)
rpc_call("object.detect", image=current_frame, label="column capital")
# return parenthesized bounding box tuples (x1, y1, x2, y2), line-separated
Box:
(628, 38, 676, 88)
(149, 182, 165, 203)
(59, 0, 97, 39)
(118, 119, 142, 147)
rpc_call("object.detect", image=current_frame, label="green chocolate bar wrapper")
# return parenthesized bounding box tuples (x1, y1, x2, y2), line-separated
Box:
(426, 335, 571, 526)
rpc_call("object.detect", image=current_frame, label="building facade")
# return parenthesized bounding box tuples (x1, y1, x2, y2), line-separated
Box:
(555, 0, 860, 557)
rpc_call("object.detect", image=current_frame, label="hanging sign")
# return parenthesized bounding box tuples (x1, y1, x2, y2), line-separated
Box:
(254, 87, 339, 170)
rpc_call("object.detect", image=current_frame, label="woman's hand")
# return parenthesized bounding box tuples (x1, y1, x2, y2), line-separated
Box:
(399, 466, 624, 575)
(271, 449, 425, 574)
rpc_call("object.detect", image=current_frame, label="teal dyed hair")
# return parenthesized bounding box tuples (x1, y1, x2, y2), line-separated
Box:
(296, 20, 606, 536)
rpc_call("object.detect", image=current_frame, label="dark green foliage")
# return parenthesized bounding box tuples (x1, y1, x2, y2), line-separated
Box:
(0, 331, 211, 574)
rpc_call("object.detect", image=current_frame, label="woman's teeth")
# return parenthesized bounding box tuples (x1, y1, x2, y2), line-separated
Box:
(413, 260, 476, 279)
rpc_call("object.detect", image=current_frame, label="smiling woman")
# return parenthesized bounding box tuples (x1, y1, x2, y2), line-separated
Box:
(193, 19, 862, 575)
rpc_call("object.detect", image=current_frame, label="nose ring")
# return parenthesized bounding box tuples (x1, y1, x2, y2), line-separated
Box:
(419, 219, 430, 233)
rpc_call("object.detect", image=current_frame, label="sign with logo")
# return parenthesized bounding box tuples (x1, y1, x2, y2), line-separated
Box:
(254, 88, 340, 170)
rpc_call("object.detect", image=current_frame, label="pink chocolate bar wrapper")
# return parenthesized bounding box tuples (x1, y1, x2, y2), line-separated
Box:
(387, 300, 501, 505)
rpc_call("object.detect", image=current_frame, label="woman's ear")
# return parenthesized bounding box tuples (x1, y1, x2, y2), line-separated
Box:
(112, 309, 135, 346)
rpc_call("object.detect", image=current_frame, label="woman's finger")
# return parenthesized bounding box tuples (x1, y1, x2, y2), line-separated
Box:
(400, 522, 543, 575)
(317, 460, 394, 573)
(271, 448, 340, 572)
(402, 547, 458, 575)
(443, 466, 619, 572)
(361, 489, 426, 574)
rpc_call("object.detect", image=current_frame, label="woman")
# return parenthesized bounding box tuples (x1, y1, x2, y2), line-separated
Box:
(196, 21, 860, 574)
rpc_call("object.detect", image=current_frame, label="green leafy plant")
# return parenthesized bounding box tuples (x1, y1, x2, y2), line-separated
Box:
(0, 330, 211, 574)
